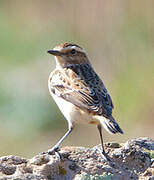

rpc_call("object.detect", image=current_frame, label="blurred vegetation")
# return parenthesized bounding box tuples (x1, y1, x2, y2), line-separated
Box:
(0, 0, 153, 158)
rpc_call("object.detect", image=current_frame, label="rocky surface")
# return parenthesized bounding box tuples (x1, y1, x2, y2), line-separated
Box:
(0, 137, 153, 180)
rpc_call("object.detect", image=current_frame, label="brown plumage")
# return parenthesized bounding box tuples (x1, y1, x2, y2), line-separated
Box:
(50, 63, 113, 117)
(47, 43, 123, 161)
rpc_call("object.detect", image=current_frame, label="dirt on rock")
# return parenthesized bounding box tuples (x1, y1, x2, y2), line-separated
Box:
(0, 137, 153, 180)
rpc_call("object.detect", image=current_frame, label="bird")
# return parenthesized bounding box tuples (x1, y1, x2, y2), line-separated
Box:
(47, 42, 123, 161)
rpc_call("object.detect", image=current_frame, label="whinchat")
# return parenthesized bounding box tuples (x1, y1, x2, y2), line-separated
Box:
(47, 43, 123, 161)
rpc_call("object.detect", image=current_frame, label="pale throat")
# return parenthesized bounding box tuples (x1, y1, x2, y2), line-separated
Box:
(55, 56, 73, 69)
(54, 55, 90, 69)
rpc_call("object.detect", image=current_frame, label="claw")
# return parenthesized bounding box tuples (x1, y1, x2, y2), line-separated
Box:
(101, 151, 111, 162)
(96, 147, 111, 162)
(48, 146, 60, 155)
(47, 147, 62, 160)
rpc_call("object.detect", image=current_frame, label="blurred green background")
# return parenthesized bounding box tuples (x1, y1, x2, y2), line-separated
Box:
(0, 0, 154, 158)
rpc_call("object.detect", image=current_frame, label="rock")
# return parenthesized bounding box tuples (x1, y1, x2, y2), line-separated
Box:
(0, 137, 153, 180)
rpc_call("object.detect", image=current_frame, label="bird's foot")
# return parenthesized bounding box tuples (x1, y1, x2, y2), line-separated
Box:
(101, 151, 111, 162)
(47, 146, 60, 155)
(40, 146, 62, 160)
(96, 148, 111, 162)
(48, 146, 62, 160)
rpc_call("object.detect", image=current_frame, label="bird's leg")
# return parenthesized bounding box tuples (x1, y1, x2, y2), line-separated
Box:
(97, 124, 110, 161)
(47, 126, 73, 155)
(97, 124, 105, 153)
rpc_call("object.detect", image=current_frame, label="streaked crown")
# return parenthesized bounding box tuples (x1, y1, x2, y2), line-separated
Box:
(48, 43, 90, 67)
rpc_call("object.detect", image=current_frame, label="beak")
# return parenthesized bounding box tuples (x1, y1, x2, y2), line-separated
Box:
(47, 50, 62, 56)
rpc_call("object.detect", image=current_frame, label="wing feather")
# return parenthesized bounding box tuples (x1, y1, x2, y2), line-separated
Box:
(49, 64, 114, 118)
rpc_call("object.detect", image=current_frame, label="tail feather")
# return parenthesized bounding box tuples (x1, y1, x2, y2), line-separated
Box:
(96, 116, 123, 134)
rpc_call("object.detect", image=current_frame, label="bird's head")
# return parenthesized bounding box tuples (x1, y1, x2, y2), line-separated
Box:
(47, 43, 90, 68)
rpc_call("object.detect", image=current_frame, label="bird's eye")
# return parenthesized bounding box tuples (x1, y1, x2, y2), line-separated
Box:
(71, 49, 76, 55)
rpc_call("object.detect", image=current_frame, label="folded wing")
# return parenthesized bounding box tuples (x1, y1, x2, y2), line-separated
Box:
(49, 64, 114, 119)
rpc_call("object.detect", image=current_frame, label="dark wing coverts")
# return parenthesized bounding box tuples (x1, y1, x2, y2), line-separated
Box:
(49, 64, 114, 118)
